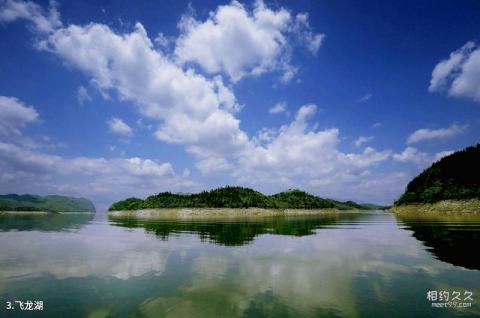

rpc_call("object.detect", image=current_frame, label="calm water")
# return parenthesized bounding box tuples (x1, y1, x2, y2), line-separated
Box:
(0, 211, 479, 317)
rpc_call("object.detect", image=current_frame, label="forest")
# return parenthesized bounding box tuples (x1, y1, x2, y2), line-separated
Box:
(0, 194, 96, 213)
(109, 186, 383, 211)
(395, 144, 480, 205)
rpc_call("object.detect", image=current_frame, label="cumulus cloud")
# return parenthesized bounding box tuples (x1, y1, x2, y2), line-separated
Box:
(406, 124, 467, 144)
(37, 22, 247, 161)
(1, 1, 403, 204)
(0, 0, 61, 33)
(0, 95, 39, 136)
(2, 2, 335, 175)
(429, 41, 480, 102)
(354, 136, 373, 148)
(107, 117, 133, 137)
(231, 105, 391, 194)
(269, 101, 287, 114)
(174, 0, 324, 82)
(0, 142, 198, 207)
(393, 147, 453, 167)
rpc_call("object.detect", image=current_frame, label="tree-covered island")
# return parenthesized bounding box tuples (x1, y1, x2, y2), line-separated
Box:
(109, 187, 384, 211)
(0, 194, 96, 213)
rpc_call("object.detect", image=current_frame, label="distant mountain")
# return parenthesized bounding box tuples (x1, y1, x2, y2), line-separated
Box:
(395, 144, 480, 205)
(0, 194, 96, 213)
(109, 186, 381, 211)
(329, 200, 389, 210)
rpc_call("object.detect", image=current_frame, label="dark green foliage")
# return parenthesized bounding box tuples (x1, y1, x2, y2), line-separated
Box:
(395, 144, 480, 205)
(139, 187, 272, 209)
(325, 199, 389, 210)
(269, 189, 335, 209)
(398, 215, 480, 270)
(109, 186, 375, 210)
(109, 214, 361, 246)
(109, 197, 144, 211)
(0, 213, 93, 232)
(356, 203, 390, 210)
(198, 187, 271, 208)
(0, 194, 96, 212)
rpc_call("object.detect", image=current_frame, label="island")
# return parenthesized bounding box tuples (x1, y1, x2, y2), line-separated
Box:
(0, 194, 96, 213)
(391, 144, 480, 213)
(108, 187, 385, 218)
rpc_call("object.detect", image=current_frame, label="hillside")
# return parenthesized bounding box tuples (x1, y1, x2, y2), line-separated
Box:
(109, 186, 380, 211)
(395, 144, 480, 206)
(0, 194, 96, 213)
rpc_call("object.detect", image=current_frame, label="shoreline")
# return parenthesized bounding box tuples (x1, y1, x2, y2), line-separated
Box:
(108, 208, 348, 219)
(0, 211, 94, 215)
(389, 199, 480, 214)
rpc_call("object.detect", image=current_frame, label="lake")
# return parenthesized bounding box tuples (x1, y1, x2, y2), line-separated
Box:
(0, 211, 479, 317)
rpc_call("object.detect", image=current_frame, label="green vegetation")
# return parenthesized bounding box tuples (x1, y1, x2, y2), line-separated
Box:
(397, 213, 480, 270)
(0, 213, 94, 231)
(395, 144, 480, 205)
(0, 194, 96, 213)
(109, 186, 381, 211)
(109, 214, 361, 246)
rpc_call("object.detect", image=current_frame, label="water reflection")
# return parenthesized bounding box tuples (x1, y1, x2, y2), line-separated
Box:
(0, 213, 93, 232)
(0, 212, 479, 317)
(396, 213, 480, 270)
(108, 213, 363, 246)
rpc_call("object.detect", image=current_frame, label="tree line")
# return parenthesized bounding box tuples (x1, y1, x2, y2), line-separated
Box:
(395, 144, 480, 205)
(109, 186, 379, 210)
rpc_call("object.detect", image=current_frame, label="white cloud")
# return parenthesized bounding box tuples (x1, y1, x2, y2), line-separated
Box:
(406, 124, 467, 144)
(294, 103, 317, 121)
(253, 127, 276, 144)
(77, 85, 92, 105)
(0, 142, 198, 206)
(280, 65, 298, 83)
(231, 106, 391, 194)
(182, 168, 191, 177)
(393, 147, 428, 166)
(0, 95, 39, 136)
(174, 1, 324, 82)
(154, 32, 171, 48)
(429, 41, 480, 102)
(269, 101, 287, 114)
(107, 117, 133, 137)
(354, 136, 373, 148)
(358, 93, 372, 103)
(292, 13, 325, 55)
(195, 157, 232, 175)
(393, 147, 453, 167)
(4, 2, 332, 176)
(0, 0, 61, 33)
(371, 122, 382, 128)
(149, 103, 391, 202)
(38, 22, 246, 161)
(2, 2, 403, 204)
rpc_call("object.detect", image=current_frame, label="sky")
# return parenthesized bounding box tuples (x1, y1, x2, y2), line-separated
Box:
(0, 0, 479, 209)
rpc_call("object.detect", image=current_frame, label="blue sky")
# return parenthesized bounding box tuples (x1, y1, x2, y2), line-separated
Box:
(0, 0, 479, 209)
